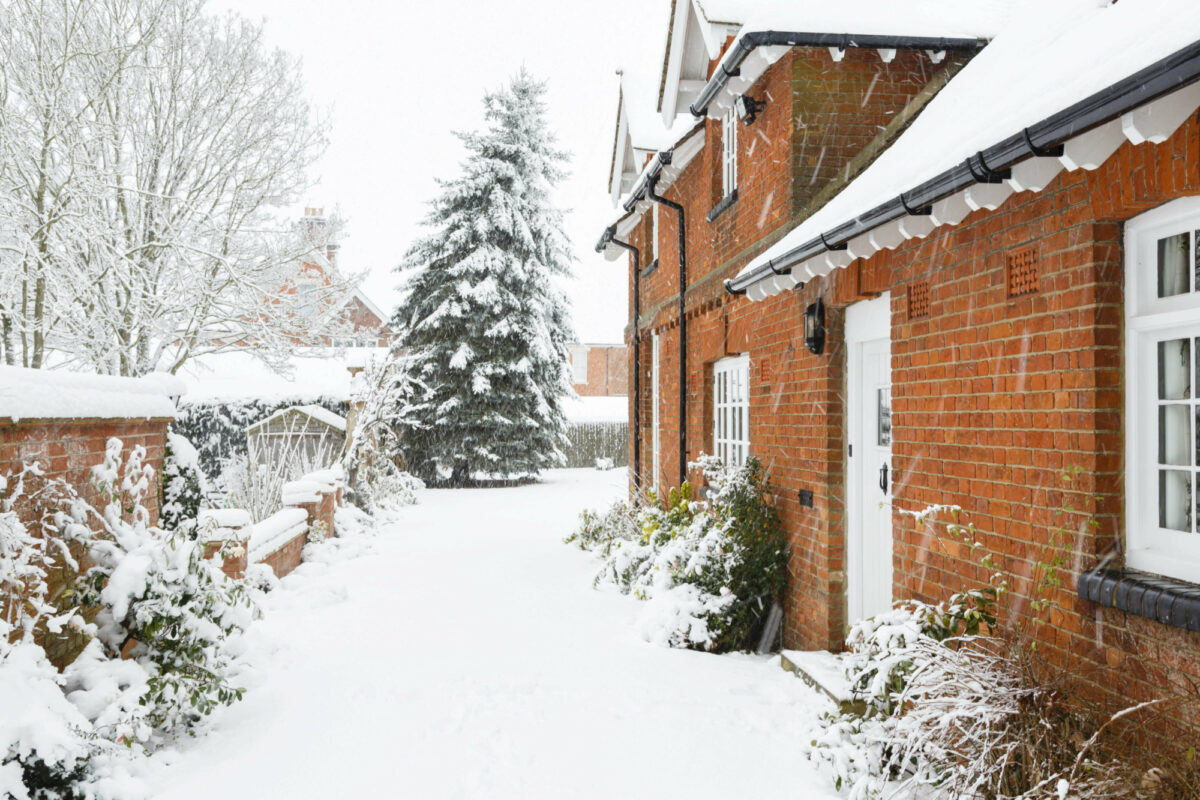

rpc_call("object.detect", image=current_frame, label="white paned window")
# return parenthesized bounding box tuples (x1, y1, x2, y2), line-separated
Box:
(652, 203, 660, 263)
(571, 346, 589, 384)
(652, 334, 661, 492)
(713, 354, 750, 467)
(722, 109, 738, 197)
(1126, 196, 1200, 582)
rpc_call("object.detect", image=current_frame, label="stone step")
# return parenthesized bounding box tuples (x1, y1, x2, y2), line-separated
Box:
(780, 649, 867, 716)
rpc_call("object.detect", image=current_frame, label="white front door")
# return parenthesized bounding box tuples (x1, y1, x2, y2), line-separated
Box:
(846, 293, 893, 624)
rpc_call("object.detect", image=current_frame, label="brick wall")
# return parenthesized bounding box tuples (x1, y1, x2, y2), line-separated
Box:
(0, 416, 171, 666)
(0, 418, 169, 521)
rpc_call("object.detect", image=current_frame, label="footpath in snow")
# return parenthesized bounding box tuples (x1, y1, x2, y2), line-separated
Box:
(151, 468, 840, 799)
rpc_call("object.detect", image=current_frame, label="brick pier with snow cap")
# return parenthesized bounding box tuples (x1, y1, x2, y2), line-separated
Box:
(221, 465, 346, 580)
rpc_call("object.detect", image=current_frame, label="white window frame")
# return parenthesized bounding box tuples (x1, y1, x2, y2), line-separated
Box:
(571, 346, 589, 384)
(713, 353, 750, 467)
(1126, 195, 1200, 583)
(721, 109, 738, 197)
(651, 334, 661, 492)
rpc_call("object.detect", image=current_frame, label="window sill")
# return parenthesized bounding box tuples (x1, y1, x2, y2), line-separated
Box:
(706, 190, 738, 223)
(640, 258, 659, 278)
(1077, 567, 1200, 633)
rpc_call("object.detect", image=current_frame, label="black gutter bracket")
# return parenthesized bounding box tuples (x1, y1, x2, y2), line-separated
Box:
(1022, 128, 1066, 159)
(965, 152, 1011, 183)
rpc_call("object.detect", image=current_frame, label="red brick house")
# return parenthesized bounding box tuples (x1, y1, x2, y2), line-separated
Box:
(598, 0, 1200, 730)
(569, 343, 629, 397)
(292, 207, 393, 348)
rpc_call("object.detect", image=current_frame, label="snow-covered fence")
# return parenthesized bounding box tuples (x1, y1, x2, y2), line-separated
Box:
(563, 422, 628, 468)
(562, 396, 628, 469)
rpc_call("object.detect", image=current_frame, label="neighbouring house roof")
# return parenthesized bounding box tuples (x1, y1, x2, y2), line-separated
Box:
(0, 366, 181, 423)
(732, 0, 1200, 298)
(334, 286, 390, 330)
(246, 403, 347, 434)
(177, 349, 388, 404)
(564, 396, 628, 424)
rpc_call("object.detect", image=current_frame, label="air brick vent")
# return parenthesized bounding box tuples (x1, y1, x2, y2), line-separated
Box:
(907, 280, 930, 319)
(1007, 246, 1039, 298)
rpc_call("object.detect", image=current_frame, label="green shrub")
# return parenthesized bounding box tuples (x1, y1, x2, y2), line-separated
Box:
(569, 456, 787, 653)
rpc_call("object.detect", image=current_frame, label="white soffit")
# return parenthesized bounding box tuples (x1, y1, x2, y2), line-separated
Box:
(739, 75, 1200, 301)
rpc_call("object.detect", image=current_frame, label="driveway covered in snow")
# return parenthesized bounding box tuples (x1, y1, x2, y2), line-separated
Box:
(153, 469, 838, 799)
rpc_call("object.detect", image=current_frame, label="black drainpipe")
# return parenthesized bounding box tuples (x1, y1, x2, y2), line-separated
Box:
(595, 225, 642, 487)
(646, 169, 687, 487)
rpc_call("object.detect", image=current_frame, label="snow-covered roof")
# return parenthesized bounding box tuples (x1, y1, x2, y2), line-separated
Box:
(600, 123, 706, 261)
(0, 366, 180, 423)
(664, 0, 1018, 124)
(246, 403, 347, 434)
(564, 395, 628, 424)
(177, 349, 388, 404)
(608, 0, 699, 206)
(734, 0, 1200, 297)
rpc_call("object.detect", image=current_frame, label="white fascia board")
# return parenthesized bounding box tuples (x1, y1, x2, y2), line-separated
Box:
(660, 0, 692, 124)
(609, 98, 632, 206)
(691, 0, 739, 59)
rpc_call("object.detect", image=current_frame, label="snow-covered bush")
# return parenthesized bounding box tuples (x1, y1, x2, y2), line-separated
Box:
(160, 432, 206, 534)
(1, 464, 104, 797)
(807, 545, 1198, 799)
(569, 456, 786, 653)
(594, 457, 615, 471)
(306, 520, 329, 545)
(351, 463, 424, 516)
(78, 439, 257, 738)
(342, 353, 427, 514)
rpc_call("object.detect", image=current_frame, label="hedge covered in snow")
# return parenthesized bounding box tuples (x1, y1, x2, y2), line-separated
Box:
(174, 396, 348, 481)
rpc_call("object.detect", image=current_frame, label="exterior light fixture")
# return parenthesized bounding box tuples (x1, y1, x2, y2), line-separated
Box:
(804, 298, 825, 355)
(734, 94, 766, 125)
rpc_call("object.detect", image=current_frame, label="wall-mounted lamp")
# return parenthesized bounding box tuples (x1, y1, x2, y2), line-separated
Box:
(804, 298, 825, 355)
(734, 94, 766, 125)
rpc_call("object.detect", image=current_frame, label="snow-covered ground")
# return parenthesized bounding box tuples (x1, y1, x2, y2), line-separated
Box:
(150, 468, 839, 799)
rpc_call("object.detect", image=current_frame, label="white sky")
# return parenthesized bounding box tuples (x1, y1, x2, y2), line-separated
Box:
(212, 0, 671, 344)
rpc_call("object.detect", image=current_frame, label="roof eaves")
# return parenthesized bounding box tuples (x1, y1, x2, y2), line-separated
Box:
(728, 35, 1200, 296)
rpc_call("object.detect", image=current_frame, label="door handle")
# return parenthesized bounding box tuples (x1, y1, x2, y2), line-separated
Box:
(879, 463, 889, 494)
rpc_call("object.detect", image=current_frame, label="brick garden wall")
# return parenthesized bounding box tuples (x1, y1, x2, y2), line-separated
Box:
(0, 416, 171, 666)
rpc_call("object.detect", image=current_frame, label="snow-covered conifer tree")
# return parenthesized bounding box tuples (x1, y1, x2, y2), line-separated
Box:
(391, 71, 575, 486)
